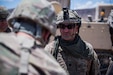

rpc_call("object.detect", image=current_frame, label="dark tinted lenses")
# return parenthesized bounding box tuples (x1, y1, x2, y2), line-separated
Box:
(59, 23, 75, 29)
(0, 19, 6, 22)
(0, 16, 6, 22)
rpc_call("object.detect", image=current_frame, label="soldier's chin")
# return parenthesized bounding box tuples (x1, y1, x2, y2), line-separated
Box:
(62, 36, 74, 41)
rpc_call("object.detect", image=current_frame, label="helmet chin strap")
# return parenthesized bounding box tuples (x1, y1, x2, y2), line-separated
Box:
(35, 25, 42, 39)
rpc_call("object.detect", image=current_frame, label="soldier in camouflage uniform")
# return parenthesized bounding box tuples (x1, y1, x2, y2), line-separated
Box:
(0, 0, 67, 75)
(44, 8, 100, 75)
(107, 9, 113, 50)
(0, 6, 12, 32)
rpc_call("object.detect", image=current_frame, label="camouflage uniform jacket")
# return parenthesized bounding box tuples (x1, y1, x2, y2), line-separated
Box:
(107, 10, 113, 28)
(0, 33, 67, 75)
(44, 36, 100, 75)
(106, 61, 113, 75)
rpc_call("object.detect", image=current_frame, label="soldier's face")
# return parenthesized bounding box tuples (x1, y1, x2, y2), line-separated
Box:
(0, 20, 8, 32)
(59, 23, 78, 41)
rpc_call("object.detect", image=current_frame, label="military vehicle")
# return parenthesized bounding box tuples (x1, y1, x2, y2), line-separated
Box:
(79, 22, 113, 75)
(79, 5, 113, 75)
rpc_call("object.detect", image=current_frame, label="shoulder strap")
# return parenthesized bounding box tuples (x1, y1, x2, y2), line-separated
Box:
(17, 36, 35, 75)
(53, 36, 59, 59)
(19, 47, 31, 75)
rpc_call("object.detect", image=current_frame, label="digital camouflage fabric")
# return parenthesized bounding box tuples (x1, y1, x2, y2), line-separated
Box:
(45, 8, 100, 75)
(7, 0, 57, 36)
(106, 61, 113, 75)
(0, 33, 67, 75)
(56, 9, 81, 25)
(44, 36, 100, 75)
(0, 0, 67, 75)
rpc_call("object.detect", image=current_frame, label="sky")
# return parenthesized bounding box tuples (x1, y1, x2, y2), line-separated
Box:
(0, 0, 113, 9)
(0, 0, 20, 9)
(70, 0, 113, 9)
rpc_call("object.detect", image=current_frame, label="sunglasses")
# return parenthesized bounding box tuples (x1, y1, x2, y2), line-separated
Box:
(58, 23, 75, 29)
(0, 19, 6, 22)
(0, 17, 6, 22)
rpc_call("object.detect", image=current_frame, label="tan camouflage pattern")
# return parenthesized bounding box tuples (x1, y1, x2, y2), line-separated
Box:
(44, 40, 100, 75)
(56, 9, 81, 25)
(0, 33, 67, 75)
(7, 0, 57, 35)
(106, 61, 113, 75)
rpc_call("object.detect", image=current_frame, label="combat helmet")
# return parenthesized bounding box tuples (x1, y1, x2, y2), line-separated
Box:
(0, 6, 9, 20)
(56, 8, 81, 28)
(7, 0, 60, 36)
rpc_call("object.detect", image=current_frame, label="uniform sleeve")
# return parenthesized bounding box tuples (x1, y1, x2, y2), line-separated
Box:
(106, 62, 113, 75)
(29, 48, 67, 75)
(91, 51, 101, 75)
(85, 41, 101, 75)
(44, 41, 55, 54)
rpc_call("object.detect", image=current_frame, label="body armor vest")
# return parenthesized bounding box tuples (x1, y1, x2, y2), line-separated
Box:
(50, 36, 100, 75)
(56, 47, 92, 75)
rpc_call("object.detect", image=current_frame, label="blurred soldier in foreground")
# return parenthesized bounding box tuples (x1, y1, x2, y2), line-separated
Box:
(45, 8, 100, 75)
(107, 9, 113, 50)
(0, 6, 12, 32)
(0, 0, 67, 75)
